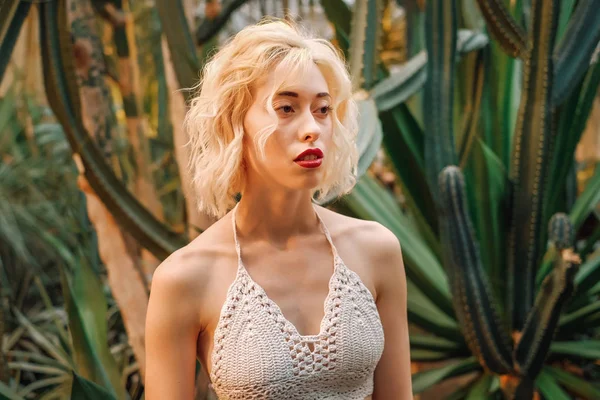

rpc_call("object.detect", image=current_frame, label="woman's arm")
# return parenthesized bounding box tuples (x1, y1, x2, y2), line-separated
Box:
(145, 252, 203, 400)
(371, 227, 413, 400)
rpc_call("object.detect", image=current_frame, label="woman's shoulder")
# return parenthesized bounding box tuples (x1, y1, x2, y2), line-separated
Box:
(315, 204, 388, 243)
(161, 207, 237, 268)
(317, 205, 401, 287)
(154, 213, 239, 309)
(149, 246, 214, 317)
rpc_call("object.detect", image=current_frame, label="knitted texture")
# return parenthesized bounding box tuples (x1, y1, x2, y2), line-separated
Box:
(209, 203, 385, 399)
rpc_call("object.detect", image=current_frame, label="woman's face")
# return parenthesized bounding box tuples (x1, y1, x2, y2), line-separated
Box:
(242, 62, 334, 192)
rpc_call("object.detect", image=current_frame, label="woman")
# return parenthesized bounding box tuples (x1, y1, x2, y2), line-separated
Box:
(145, 18, 412, 399)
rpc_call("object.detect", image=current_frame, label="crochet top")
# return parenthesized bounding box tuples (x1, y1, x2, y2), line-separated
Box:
(209, 202, 385, 399)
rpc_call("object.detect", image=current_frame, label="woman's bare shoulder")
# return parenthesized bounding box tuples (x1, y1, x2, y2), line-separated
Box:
(316, 204, 379, 238)
(149, 216, 235, 323)
(317, 205, 397, 294)
(153, 221, 226, 284)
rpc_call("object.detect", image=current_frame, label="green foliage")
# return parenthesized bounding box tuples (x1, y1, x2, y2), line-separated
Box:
(0, 87, 133, 397)
(38, 0, 187, 261)
(70, 371, 117, 400)
(326, 0, 600, 397)
(1, 0, 599, 398)
(60, 255, 124, 398)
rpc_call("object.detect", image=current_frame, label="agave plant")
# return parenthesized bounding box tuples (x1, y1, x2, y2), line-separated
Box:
(2, 0, 600, 399)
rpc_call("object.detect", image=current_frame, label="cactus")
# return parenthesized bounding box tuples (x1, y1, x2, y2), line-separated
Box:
(514, 214, 580, 379)
(2, 0, 600, 397)
(438, 166, 513, 374)
(547, 213, 575, 251)
(156, 0, 201, 96)
(349, 0, 385, 91)
(423, 0, 458, 202)
(38, 0, 187, 260)
(475, 0, 526, 58)
(0, 0, 31, 83)
(474, 0, 600, 334)
(423, 0, 598, 395)
(504, 0, 559, 333)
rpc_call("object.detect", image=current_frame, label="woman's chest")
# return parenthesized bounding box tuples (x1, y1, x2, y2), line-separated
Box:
(196, 233, 380, 379)
(204, 261, 384, 399)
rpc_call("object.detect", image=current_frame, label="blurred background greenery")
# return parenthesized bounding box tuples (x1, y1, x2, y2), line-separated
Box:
(0, 0, 599, 399)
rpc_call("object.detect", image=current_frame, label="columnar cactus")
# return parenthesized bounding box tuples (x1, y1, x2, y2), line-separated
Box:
(428, 0, 597, 396)
(438, 166, 513, 374)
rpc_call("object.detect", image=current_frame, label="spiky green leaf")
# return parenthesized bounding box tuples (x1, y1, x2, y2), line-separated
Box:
(551, 340, 600, 360)
(59, 258, 123, 398)
(542, 366, 600, 399)
(0, 381, 24, 400)
(547, 55, 600, 221)
(355, 98, 383, 178)
(569, 163, 600, 231)
(552, 0, 600, 107)
(379, 105, 440, 251)
(69, 371, 117, 400)
(412, 357, 481, 394)
(572, 252, 600, 299)
(371, 30, 489, 113)
(535, 369, 571, 400)
(342, 175, 454, 316)
(465, 373, 495, 400)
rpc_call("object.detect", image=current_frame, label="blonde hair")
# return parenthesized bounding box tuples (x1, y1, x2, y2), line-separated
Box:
(183, 18, 359, 219)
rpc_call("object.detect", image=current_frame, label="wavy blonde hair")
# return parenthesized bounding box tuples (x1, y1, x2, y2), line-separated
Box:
(183, 18, 359, 219)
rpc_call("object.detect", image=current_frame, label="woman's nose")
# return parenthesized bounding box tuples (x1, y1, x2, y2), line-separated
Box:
(298, 110, 321, 141)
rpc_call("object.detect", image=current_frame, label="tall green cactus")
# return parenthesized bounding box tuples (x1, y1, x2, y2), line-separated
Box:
(476, 0, 600, 333)
(514, 214, 580, 377)
(427, 0, 598, 396)
(438, 166, 513, 374)
(38, 0, 187, 260)
(506, 0, 559, 333)
(0, 0, 31, 83)
(475, 0, 526, 58)
(423, 0, 458, 202)
(349, 0, 385, 91)
(156, 0, 201, 96)
(416, 0, 599, 396)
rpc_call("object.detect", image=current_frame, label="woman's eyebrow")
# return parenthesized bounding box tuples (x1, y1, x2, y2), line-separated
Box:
(275, 91, 331, 99)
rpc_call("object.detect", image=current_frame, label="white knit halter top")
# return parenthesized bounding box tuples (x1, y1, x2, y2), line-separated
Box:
(209, 202, 385, 399)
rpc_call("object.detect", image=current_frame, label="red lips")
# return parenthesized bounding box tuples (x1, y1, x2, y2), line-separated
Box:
(294, 148, 324, 161)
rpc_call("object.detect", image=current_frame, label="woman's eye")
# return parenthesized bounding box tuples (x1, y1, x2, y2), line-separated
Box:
(318, 106, 333, 115)
(279, 105, 293, 113)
